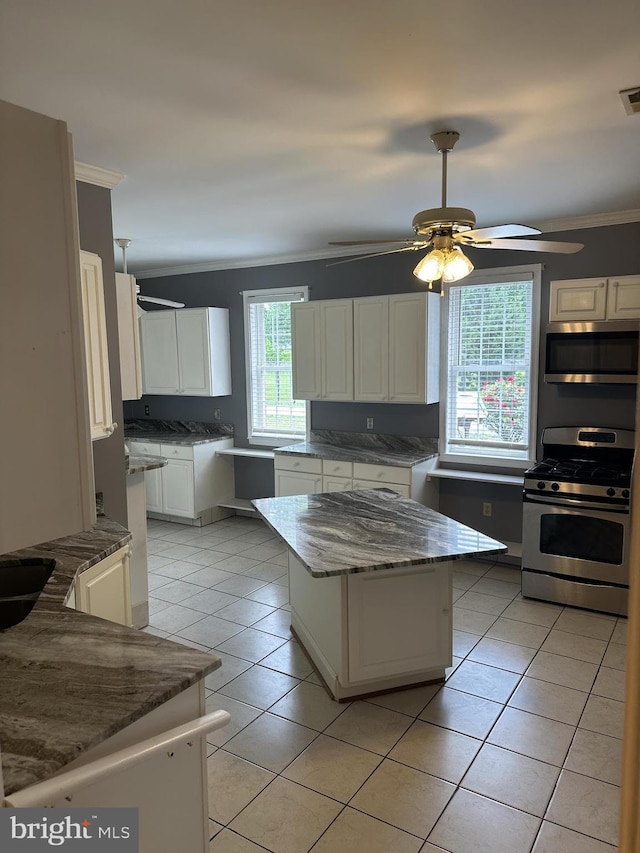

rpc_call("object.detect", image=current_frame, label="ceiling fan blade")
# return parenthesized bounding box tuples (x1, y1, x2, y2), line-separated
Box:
(138, 295, 186, 308)
(457, 223, 541, 241)
(327, 245, 424, 266)
(468, 238, 584, 254)
(329, 239, 418, 247)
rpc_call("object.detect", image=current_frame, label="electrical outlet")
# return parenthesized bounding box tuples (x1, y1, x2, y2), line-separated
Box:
(144, 404, 150, 416)
(366, 417, 374, 430)
(213, 408, 221, 420)
(483, 502, 492, 517)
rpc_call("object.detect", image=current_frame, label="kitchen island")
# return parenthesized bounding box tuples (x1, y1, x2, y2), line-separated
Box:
(253, 488, 506, 700)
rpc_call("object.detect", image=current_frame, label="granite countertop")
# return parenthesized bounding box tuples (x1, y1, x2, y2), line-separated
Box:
(276, 440, 437, 467)
(253, 488, 507, 578)
(0, 519, 220, 796)
(126, 453, 168, 475)
(125, 431, 231, 447)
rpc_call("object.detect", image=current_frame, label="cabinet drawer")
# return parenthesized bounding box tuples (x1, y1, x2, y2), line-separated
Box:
(353, 480, 410, 497)
(160, 443, 194, 461)
(352, 463, 411, 485)
(274, 454, 322, 475)
(322, 459, 353, 477)
(128, 441, 162, 457)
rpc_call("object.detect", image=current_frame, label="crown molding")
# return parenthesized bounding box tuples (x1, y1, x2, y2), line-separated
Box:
(532, 209, 640, 233)
(133, 245, 372, 279)
(134, 208, 640, 279)
(74, 161, 126, 189)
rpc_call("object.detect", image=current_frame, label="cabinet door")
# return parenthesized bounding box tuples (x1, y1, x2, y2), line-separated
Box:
(322, 476, 353, 492)
(607, 275, 640, 320)
(353, 479, 410, 497)
(347, 563, 452, 682)
(140, 311, 180, 394)
(76, 545, 132, 627)
(176, 308, 212, 396)
(275, 471, 322, 497)
(115, 273, 143, 401)
(162, 459, 195, 517)
(291, 302, 322, 400)
(321, 300, 354, 400)
(388, 292, 439, 403)
(144, 467, 164, 514)
(79, 251, 114, 440)
(549, 279, 607, 321)
(353, 296, 388, 401)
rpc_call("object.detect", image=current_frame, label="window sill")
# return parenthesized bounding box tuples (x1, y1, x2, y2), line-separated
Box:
(427, 467, 524, 487)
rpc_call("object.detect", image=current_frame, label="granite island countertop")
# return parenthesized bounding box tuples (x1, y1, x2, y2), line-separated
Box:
(253, 488, 506, 578)
(0, 519, 220, 796)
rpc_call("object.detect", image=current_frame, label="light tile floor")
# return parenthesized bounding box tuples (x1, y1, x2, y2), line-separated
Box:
(143, 515, 626, 853)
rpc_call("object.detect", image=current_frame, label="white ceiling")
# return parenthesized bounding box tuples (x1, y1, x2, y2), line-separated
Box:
(1, 0, 639, 276)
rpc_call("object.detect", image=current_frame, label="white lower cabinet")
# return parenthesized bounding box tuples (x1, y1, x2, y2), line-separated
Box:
(75, 545, 133, 627)
(275, 454, 420, 499)
(274, 454, 323, 497)
(347, 565, 451, 682)
(11, 683, 215, 853)
(289, 552, 452, 700)
(128, 439, 234, 523)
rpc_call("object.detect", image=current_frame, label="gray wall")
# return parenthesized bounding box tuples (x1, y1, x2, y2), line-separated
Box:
(126, 221, 639, 538)
(77, 181, 128, 527)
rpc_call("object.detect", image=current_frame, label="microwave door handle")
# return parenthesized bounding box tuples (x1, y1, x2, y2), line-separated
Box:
(524, 493, 628, 512)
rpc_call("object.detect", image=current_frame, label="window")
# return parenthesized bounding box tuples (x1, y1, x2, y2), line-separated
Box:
(440, 264, 541, 467)
(243, 287, 308, 445)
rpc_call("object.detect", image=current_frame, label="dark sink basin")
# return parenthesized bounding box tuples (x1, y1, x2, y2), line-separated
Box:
(0, 559, 55, 630)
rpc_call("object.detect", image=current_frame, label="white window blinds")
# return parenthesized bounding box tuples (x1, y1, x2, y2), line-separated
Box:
(244, 289, 307, 444)
(443, 267, 540, 465)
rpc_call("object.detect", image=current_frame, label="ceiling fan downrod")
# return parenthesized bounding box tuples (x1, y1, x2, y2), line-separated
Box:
(430, 130, 460, 209)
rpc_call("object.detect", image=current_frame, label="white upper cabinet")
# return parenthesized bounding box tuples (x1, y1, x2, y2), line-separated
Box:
(354, 292, 440, 404)
(79, 251, 115, 440)
(140, 307, 232, 396)
(293, 292, 439, 405)
(606, 276, 640, 320)
(291, 300, 353, 400)
(353, 296, 388, 401)
(550, 276, 640, 322)
(115, 272, 143, 401)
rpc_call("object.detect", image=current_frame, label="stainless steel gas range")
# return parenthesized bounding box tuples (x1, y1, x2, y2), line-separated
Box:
(522, 426, 634, 616)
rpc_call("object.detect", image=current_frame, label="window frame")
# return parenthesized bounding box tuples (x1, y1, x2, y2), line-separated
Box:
(439, 263, 542, 469)
(243, 286, 309, 447)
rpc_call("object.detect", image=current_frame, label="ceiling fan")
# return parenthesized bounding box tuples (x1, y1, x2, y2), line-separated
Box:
(114, 238, 185, 308)
(329, 130, 583, 287)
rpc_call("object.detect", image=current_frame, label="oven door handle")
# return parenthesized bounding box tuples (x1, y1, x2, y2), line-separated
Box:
(524, 493, 629, 513)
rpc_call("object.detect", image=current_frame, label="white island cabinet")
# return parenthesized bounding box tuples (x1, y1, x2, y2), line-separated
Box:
(253, 489, 506, 700)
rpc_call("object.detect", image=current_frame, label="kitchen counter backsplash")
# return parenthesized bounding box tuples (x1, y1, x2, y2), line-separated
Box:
(277, 430, 439, 467)
(311, 430, 438, 455)
(125, 418, 234, 442)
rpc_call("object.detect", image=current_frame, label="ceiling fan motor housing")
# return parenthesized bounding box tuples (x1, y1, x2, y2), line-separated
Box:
(412, 207, 476, 236)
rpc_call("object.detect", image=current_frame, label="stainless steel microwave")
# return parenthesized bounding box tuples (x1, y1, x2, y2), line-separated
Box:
(545, 320, 639, 384)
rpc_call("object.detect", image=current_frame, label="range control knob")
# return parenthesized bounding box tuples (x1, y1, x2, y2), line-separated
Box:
(622, 489, 630, 499)
(551, 482, 560, 491)
(607, 487, 616, 497)
(537, 481, 546, 490)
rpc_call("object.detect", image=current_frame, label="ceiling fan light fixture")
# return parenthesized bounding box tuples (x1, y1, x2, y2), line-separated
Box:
(413, 248, 446, 283)
(442, 246, 474, 282)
